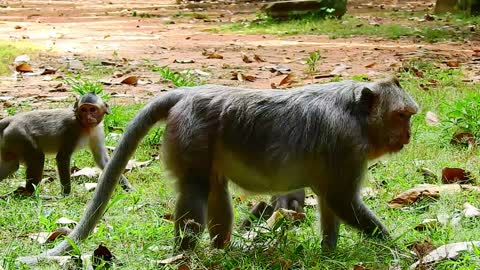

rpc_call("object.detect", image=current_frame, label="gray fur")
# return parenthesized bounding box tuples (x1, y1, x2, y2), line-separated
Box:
(0, 97, 132, 196)
(22, 77, 418, 262)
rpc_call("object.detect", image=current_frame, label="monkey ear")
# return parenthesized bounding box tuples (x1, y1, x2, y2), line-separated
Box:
(73, 97, 79, 112)
(358, 87, 378, 115)
(104, 102, 111, 115)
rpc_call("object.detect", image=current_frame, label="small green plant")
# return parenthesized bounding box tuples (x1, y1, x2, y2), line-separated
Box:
(153, 66, 201, 87)
(64, 75, 109, 100)
(442, 91, 480, 138)
(304, 50, 321, 75)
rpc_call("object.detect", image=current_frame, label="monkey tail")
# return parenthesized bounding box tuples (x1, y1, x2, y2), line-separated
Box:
(16, 91, 184, 265)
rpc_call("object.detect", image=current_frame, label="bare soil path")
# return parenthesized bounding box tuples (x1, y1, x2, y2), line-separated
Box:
(0, 0, 478, 111)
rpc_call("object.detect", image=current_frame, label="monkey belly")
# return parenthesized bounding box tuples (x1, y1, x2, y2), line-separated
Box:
(219, 151, 309, 193)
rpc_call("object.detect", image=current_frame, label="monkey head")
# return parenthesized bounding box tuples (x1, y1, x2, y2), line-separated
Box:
(74, 93, 110, 128)
(361, 77, 419, 159)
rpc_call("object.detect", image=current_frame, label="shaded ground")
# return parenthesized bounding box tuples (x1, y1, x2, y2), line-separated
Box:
(0, 0, 478, 112)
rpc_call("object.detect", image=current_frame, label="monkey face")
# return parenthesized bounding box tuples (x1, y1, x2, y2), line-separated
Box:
(76, 104, 106, 128)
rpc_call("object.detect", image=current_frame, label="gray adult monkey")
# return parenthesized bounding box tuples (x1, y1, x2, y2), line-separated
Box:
(19, 77, 418, 263)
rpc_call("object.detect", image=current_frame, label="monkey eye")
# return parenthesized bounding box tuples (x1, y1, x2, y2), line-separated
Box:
(89, 107, 97, 113)
(81, 108, 88, 112)
(397, 111, 410, 120)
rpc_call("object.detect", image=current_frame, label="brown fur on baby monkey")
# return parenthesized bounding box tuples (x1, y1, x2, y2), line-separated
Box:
(41, 77, 418, 258)
(0, 92, 132, 195)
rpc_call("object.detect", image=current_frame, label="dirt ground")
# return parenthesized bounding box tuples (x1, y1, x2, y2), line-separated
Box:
(0, 0, 478, 110)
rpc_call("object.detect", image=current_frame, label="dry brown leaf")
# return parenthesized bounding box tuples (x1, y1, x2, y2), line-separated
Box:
(84, 183, 98, 192)
(242, 53, 253, 63)
(244, 75, 256, 82)
(254, 54, 266, 62)
(266, 208, 305, 228)
(279, 73, 295, 87)
(40, 68, 56, 75)
(125, 159, 153, 171)
(237, 72, 244, 82)
(463, 202, 480, 217)
(425, 111, 440, 126)
(353, 264, 369, 270)
(157, 254, 185, 265)
(121, 76, 138, 85)
(56, 217, 77, 226)
(410, 241, 480, 269)
(14, 25, 22, 29)
(178, 264, 190, 270)
(364, 62, 376, 68)
(173, 59, 195, 64)
(441, 167, 472, 184)
(451, 132, 476, 147)
(446, 60, 460, 67)
(409, 239, 435, 258)
(47, 227, 72, 242)
(93, 244, 114, 267)
(207, 53, 223, 59)
(71, 167, 101, 178)
(16, 63, 33, 72)
(388, 184, 480, 208)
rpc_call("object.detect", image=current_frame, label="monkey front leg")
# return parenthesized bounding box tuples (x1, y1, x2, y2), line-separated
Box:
(56, 151, 72, 195)
(325, 193, 389, 239)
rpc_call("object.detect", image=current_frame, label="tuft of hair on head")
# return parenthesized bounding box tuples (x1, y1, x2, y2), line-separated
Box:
(79, 92, 101, 105)
(376, 75, 401, 88)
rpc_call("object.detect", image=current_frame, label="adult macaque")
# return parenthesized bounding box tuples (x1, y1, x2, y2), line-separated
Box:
(0, 93, 132, 195)
(22, 77, 418, 262)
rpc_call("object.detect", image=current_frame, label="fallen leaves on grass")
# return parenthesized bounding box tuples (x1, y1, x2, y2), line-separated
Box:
(388, 184, 480, 208)
(410, 241, 480, 269)
(425, 111, 440, 126)
(409, 239, 435, 258)
(120, 75, 139, 85)
(441, 167, 472, 184)
(84, 183, 97, 192)
(279, 73, 296, 87)
(71, 167, 101, 178)
(92, 244, 114, 268)
(206, 53, 223, 59)
(125, 159, 154, 171)
(266, 208, 306, 228)
(241, 53, 253, 63)
(56, 217, 77, 226)
(450, 132, 476, 148)
(15, 63, 33, 72)
(157, 253, 186, 265)
(463, 202, 480, 217)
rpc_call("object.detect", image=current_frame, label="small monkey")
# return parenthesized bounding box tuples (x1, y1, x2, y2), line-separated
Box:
(0, 93, 132, 195)
(242, 189, 305, 229)
(25, 77, 418, 261)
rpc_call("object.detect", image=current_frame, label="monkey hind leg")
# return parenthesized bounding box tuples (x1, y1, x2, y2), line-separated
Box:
(318, 197, 340, 251)
(0, 157, 20, 182)
(24, 151, 45, 193)
(207, 177, 233, 249)
(174, 176, 209, 251)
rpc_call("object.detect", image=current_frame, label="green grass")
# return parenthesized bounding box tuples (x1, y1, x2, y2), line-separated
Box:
(213, 13, 480, 42)
(2, 63, 480, 269)
(0, 40, 40, 75)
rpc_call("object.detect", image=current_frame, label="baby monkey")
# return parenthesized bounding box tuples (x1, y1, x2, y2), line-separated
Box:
(0, 93, 132, 195)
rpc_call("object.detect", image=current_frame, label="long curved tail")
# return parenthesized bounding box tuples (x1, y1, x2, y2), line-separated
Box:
(17, 91, 184, 265)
